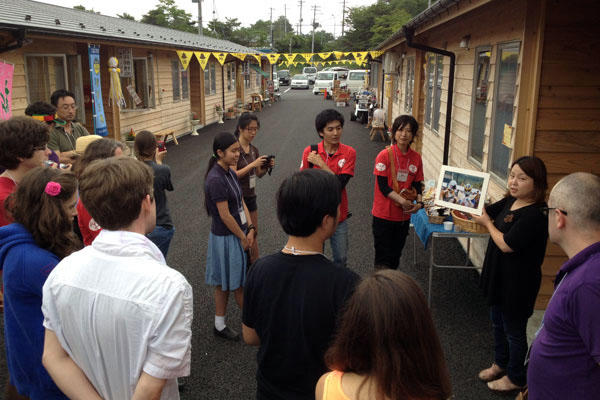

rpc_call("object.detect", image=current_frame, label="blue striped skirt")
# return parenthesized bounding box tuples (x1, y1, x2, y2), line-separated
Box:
(205, 233, 247, 291)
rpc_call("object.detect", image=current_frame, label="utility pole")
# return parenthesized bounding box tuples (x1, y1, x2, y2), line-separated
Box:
(341, 0, 346, 37)
(269, 7, 274, 48)
(289, 37, 292, 53)
(298, 0, 303, 34)
(332, 14, 335, 38)
(284, 4, 287, 35)
(311, 5, 317, 54)
(192, 0, 203, 35)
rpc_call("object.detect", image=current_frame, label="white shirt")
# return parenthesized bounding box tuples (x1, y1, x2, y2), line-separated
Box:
(373, 108, 386, 127)
(42, 230, 193, 400)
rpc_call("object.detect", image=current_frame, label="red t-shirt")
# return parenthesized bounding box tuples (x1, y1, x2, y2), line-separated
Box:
(0, 177, 16, 227)
(300, 141, 356, 223)
(372, 146, 424, 222)
(77, 201, 102, 246)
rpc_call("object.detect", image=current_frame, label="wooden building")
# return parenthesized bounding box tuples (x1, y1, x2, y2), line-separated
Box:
(0, 0, 270, 140)
(372, 0, 600, 308)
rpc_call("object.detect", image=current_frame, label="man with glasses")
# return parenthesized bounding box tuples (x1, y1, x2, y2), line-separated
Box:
(49, 89, 89, 164)
(527, 172, 600, 399)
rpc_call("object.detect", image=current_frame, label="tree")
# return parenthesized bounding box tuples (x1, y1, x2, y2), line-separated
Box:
(141, 0, 196, 33)
(207, 18, 242, 41)
(73, 5, 99, 14)
(117, 13, 136, 21)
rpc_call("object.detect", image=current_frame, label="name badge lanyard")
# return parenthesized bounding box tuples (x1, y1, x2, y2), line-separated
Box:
(239, 145, 256, 188)
(393, 144, 411, 182)
(224, 170, 246, 225)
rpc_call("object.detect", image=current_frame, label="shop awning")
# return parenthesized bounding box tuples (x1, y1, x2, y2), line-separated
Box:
(250, 64, 269, 78)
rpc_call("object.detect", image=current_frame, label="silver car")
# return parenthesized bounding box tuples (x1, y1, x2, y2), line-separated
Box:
(291, 74, 310, 89)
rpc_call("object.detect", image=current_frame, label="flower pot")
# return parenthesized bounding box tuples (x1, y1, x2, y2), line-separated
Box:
(216, 110, 224, 124)
(225, 112, 235, 120)
(125, 140, 135, 157)
(190, 119, 201, 136)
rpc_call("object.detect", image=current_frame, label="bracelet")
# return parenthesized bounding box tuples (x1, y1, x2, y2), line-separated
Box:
(247, 224, 257, 232)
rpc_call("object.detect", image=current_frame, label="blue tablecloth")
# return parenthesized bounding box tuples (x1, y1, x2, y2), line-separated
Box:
(411, 208, 448, 248)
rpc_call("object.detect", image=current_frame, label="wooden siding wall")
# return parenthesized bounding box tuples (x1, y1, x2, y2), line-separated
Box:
(204, 59, 223, 125)
(532, 0, 600, 308)
(119, 50, 191, 140)
(223, 61, 238, 112)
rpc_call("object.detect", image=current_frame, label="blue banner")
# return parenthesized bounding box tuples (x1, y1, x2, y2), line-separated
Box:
(88, 44, 108, 136)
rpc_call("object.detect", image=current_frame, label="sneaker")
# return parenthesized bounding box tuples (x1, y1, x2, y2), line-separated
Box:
(213, 326, 240, 341)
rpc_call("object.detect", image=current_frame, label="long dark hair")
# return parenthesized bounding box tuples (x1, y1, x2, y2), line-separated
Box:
(507, 156, 548, 203)
(7, 167, 82, 258)
(325, 270, 452, 400)
(134, 130, 157, 160)
(234, 112, 260, 137)
(72, 138, 124, 178)
(204, 132, 238, 214)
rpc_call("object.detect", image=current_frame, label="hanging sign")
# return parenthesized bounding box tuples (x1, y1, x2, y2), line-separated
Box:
(194, 52, 211, 70)
(231, 53, 247, 61)
(0, 61, 14, 120)
(266, 53, 281, 64)
(88, 44, 108, 136)
(282, 53, 297, 64)
(317, 52, 332, 60)
(249, 54, 262, 64)
(176, 51, 193, 70)
(333, 51, 344, 60)
(300, 53, 314, 63)
(212, 52, 228, 66)
(352, 51, 369, 65)
(370, 50, 385, 59)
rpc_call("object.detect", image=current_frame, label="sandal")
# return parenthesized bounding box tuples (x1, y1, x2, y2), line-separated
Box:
(478, 363, 505, 382)
(487, 376, 524, 392)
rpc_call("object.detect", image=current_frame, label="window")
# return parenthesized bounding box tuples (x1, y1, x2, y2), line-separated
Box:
(25, 54, 67, 105)
(204, 61, 216, 95)
(226, 63, 236, 91)
(244, 62, 250, 89)
(469, 47, 491, 164)
(181, 69, 189, 100)
(255, 65, 261, 87)
(424, 54, 443, 132)
(489, 43, 520, 179)
(171, 60, 180, 100)
(404, 57, 415, 113)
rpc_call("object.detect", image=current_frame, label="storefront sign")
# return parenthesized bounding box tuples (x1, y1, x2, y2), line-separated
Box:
(0, 61, 14, 120)
(88, 44, 108, 136)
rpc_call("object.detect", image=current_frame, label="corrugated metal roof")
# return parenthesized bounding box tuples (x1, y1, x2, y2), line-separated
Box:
(0, 0, 262, 54)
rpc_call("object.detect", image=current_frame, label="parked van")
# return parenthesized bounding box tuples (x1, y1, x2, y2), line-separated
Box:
(344, 69, 368, 95)
(312, 71, 338, 96)
(302, 66, 317, 84)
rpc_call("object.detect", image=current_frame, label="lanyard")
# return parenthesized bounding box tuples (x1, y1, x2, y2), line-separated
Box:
(393, 145, 411, 172)
(223, 169, 242, 209)
(239, 142, 255, 175)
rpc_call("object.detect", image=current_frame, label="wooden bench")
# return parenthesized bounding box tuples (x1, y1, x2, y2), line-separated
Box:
(153, 130, 178, 145)
(370, 124, 387, 142)
(250, 94, 263, 112)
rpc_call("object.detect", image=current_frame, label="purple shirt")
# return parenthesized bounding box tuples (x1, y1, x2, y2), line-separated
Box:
(527, 241, 600, 399)
(205, 163, 247, 236)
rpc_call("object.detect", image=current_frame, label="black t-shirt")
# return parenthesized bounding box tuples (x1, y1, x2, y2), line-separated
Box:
(236, 143, 260, 199)
(145, 161, 174, 228)
(243, 252, 360, 400)
(479, 197, 548, 318)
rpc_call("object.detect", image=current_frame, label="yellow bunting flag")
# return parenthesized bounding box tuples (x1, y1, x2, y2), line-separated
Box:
(212, 52, 227, 66)
(352, 51, 369, 65)
(282, 53, 297, 64)
(176, 51, 193, 70)
(231, 53, 247, 61)
(317, 52, 332, 60)
(300, 53, 314, 63)
(370, 50, 384, 59)
(266, 53, 281, 64)
(333, 51, 344, 60)
(250, 54, 262, 64)
(194, 52, 211, 70)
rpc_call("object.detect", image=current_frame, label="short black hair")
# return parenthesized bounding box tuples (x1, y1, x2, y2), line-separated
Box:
(277, 169, 341, 237)
(25, 101, 56, 116)
(391, 115, 419, 145)
(315, 109, 344, 137)
(0, 117, 49, 170)
(50, 89, 76, 107)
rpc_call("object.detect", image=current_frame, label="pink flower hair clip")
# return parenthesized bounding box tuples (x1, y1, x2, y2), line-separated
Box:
(44, 181, 62, 196)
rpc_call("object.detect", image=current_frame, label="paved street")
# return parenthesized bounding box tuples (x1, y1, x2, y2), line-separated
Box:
(1, 88, 512, 399)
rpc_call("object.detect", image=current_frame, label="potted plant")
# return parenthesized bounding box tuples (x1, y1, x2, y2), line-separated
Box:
(225, 107, 235, 120)
(215, 104, 224, 124)
(190, 111, 201, 136)
(124, 129, 136, 156)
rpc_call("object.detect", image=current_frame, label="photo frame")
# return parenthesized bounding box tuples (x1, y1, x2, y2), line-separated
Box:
(434, 165, 490, 216)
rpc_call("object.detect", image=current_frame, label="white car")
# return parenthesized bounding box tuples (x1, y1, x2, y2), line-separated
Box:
(302, 66, 317, 84)
(345, 69, 368, 95)
(312, 71, 338, 96)
(272, 72, 280, 92)
(291, 74, 310, 89)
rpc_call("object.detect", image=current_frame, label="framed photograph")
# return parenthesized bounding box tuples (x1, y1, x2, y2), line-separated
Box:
(434, 165, 490, 216)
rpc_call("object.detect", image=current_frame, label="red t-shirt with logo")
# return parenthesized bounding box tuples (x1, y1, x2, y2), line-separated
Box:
(0, 177, 16, 227)
(77, 201, 102, 246)
(300, 141, 356, 223)
(372, 146, 423, 222)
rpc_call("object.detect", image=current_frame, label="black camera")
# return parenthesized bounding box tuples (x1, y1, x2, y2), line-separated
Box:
(264, 155, 275, 175)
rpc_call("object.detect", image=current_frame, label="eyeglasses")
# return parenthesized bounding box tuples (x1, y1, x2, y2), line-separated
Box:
(541, 207, 568, 217)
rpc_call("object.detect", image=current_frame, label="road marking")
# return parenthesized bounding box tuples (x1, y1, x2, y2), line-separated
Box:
(283, 88, 291, 94)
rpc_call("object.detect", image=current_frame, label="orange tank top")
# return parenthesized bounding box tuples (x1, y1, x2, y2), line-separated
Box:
(323, 371, 352, 400)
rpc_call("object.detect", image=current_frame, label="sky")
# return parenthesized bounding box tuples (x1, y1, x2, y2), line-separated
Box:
(39, 0, 377, 38)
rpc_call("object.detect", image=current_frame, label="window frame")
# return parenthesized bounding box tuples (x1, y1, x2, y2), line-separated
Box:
(468, 46, 492, 167)
(24, 53, 69, 104)
(204, 61, 217, 96)
(424, 54, 443, 133)
(404, 57, 415, 113)
(171, 59, 181, 101)
(488, 41, 521, 182)
(226, 62, 236, 92)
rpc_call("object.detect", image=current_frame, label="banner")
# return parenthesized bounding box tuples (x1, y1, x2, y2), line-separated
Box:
(352, 51, 369, 65)
(317, 52, 332, 60)
(282, 53, 296, 64)
(250, 54, 262, 64)
(176, 51, 193, 70)
(194, 52, 211, 70)
(88, 44, 108, 136)
(212, 52, 228, 66)
(0, 61, 14, 120)
(370, 50, 384, 59)
(231, 53, 247, 61)
(333, 51, 344, 60)
(266, 53, 280, 64)
(300, 53, 314, 63)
